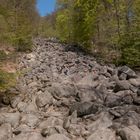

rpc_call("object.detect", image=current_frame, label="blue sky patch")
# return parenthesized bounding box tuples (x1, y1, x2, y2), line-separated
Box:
(37, 0, 56, 16)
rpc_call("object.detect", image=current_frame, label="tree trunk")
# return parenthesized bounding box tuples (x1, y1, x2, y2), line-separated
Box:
(114, 0, 121, 38)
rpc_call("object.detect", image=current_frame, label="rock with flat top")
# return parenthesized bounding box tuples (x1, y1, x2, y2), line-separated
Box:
(87, 128, 116, 140)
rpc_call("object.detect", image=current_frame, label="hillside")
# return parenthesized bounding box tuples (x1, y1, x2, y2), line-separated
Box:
(0, 38, 140, 140)
(0, 0, 140, 140)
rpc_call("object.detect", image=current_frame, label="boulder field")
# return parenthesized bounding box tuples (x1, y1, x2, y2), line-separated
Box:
(0, 38, 140, 140)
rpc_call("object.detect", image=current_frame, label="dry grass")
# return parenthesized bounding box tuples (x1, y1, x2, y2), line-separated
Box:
(0, 44, 18, 92)
(0, 61, 17, 73)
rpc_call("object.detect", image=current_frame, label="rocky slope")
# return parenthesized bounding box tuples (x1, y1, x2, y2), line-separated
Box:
(0, 38, 140, 140)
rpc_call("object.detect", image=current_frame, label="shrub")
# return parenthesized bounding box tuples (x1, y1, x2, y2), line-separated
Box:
(13, 36, 33, 52)
(0, 70, 16, 91)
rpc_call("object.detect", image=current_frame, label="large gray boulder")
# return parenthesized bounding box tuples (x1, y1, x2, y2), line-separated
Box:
(0, 112, 20, 128)
(48, 83, 76, 98)
(105, 90, 134, 107)
(76, 85, 103, 103)
(118, 125, 140, 140)
(36, 91, 53, 108)
(69, 102, 99, 117)
(114, 80, 131, 92)
(20, 114, 40, 128)
(118, 66, 137, 79)
(87, 112, 113, 133)
(76, 73, 99, 87)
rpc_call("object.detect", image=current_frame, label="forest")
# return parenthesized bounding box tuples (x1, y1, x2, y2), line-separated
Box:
(0, 0, 140, 90)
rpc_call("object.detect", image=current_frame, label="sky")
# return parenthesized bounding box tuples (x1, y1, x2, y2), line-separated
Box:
(37, 0, 56, 16)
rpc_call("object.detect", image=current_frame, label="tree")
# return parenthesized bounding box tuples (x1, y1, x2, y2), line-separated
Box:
(72, 0, 98, 49)
(56, 0, 99, 49)
(55, 0, 140, 66)
(0, 0, 39, 51)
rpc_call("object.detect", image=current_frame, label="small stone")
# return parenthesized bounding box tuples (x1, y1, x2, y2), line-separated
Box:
(70, 111, 78, 124)
(55, 126, 67, 135)
(17, 102, 27, 112)
(10, 96, 22, 108)
(45, 134, 70, 140)
(41, 128, 49, 137)
(13, 130, 21, 135)
(119, 73, 127, 80)
(107, 67, 115, 76)
(63, 117, 71, 129)
(77, 88, 98, 102)
(25, 102, 38, 113)
(130, 85, 138, 93)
